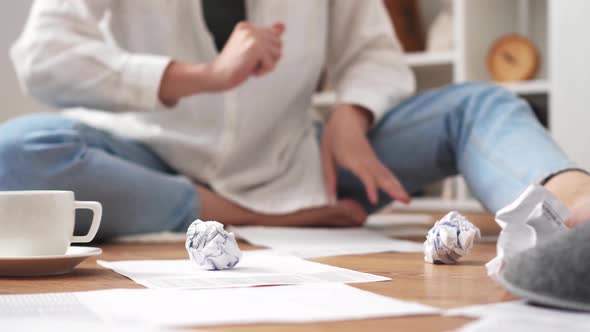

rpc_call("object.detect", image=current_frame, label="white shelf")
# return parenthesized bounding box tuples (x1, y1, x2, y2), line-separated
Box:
(497, 79, 549, 95)
(313, 79, 550, 109)
(403, 51, 455, 67)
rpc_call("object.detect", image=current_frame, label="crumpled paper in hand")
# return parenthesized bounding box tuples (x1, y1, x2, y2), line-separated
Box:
(424, 211, 481, 264)
(185, 219, 242, 270)
(486, 184, 570, 279)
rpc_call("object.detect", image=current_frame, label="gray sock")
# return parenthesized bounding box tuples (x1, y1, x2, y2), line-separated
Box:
(499, 221, 590, 312)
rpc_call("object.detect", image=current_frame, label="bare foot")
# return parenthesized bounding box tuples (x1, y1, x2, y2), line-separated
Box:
(544, 170, 590, 227)
(270, 199, 367, 228)
(197, 185, 367, 227)
(567, 197, 590, 227)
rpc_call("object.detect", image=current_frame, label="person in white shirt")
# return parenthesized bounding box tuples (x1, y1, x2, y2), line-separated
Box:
(2, 0, 589, 239)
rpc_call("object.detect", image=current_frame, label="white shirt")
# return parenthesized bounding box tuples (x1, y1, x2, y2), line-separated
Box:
(11, 0, 415, 214)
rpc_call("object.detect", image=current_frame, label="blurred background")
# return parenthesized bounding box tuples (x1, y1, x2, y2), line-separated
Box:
(0, 1, 40, 121)
(1, 0, 589, 212)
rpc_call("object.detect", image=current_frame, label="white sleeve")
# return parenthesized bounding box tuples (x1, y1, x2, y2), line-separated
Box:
(326, 0, 416, 124)
(10, 0, 171, 112)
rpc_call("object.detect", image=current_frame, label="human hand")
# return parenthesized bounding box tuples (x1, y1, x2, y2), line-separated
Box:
(158, 22, 284, 105)
(321, 104, 411, 206)
(207, 21, 285, 90)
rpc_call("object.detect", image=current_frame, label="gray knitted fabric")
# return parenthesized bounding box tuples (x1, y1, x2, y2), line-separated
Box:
(500, 221, 590, 312)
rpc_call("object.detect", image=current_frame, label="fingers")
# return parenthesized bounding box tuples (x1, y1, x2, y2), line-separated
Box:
(374, 165, 411, 204)
(234, 21, 283, 49)
(271, 22, 286, 35)
(349, 158, 410, 206)
(354, 167, 379, 205)
(321, 142, 338, 205)
(261, 33, 282, 50)
(322, 105, 411, 207)
(251, 25, 283, 76)
(266, 45, 281, 61)
(214, 21, 285, 89)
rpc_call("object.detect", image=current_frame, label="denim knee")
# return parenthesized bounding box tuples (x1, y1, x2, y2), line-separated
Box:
(452, 82, 535, 126)
(0, 114, 85, 190)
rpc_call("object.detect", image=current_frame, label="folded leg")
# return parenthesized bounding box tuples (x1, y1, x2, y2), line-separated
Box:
(337, 83, 577, 213)
(0, 114, 197, 239)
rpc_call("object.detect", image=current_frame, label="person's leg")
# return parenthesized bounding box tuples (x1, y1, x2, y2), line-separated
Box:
(199, 187, 366, 227)
(0, 114, 197, 239)
(0, 114, 366, 232)
(337, 82, 585, 214)
(544, 171, 590, 226)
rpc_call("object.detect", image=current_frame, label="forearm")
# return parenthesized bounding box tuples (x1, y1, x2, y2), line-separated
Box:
(158, 22, 285, 107)
(332, 104, 374, 134)
(158, 62, 217, 107)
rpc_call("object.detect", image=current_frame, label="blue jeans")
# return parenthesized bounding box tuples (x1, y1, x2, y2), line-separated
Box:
(0, 83, 577, 239)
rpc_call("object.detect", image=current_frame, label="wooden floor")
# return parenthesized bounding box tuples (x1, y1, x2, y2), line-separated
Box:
(0, 213, 512, 332)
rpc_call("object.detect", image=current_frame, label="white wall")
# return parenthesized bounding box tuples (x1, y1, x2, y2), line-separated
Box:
(550, 0, 590, 170)
(0, 0, 39, 122)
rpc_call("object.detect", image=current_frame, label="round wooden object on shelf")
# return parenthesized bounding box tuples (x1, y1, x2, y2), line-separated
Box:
(487, 34, 540, 82)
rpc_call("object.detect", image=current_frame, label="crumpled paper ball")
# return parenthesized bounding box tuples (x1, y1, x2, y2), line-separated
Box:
(424, 211, 481, 264)
(485, 184, 570, 279)
(185, 219, 242, 270)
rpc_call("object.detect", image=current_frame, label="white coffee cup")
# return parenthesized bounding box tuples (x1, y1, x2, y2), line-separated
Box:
(0, 191, 102, 257)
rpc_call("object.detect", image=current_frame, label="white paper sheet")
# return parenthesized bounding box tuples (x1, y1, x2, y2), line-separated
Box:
(0, 319, 177, 332)
(114, 231, 186, 243)
(0, 292, 101, 320)
(446, 301, 590, 327)
(82, 284, 439, 326)
(0, 293, 178, 331)
(365, 214, 432, 238)
(228, 226, 423, 258)
(457, 316, 590, 332)
(98, 250, 389, 289)
(0, 285, 439, 327)
(365, 214, 433, 227)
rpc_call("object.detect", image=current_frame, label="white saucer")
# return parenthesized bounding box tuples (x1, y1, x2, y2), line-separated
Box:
(0, 246, 102, 277)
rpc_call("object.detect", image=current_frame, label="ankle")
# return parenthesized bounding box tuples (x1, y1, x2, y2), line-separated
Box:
(544, 170, 590, 209)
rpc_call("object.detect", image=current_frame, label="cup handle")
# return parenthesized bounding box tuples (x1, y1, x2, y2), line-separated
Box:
(71, 201, 102, 243)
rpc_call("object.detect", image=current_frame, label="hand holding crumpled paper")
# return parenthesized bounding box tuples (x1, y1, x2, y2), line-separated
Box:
(424, 211, 481, 264)
(185, 219, 242, 270)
